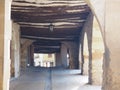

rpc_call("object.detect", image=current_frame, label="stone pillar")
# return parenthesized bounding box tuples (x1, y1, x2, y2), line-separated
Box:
(79, 39, 84, 75)
(85, 13, 93, 84)
(30, 45, 34, 66)
(87, 26, 93, 84)
(10, 40, 15, 77)
(21, 39, 34, 68)
(79, 24, 85, 74)
(102, 0, 120, 90)
(66, 42, 79, 69)
(91, 17, 104, 85)
(55, 53, 62, 67)
(21, 49, 28, 68)
(27, 46, 31, 66)
(11, 22, 20, 78)
(61, 43, 68, 68)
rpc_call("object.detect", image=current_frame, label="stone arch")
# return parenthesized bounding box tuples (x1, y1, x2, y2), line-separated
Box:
(84, 0, 105, 45)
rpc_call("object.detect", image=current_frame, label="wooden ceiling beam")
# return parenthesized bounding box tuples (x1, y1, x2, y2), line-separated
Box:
(12, 11, 89, 17)
(21, 35, 79, 39)
(34, 49, 60, 54)
(12, 12, 89, 23)
(12, 0, 86, 7)
(34, 46, 60, 53)
(19, 17, 85, 22)
(21, 35, 79, 41)
(11, 5, 90, 13)
(17, 17, 86, 25)
(12, 15, 89, 23)
(20, 27, 81, 37)
(13, 17, 86, 23)
(19, 23, 84, 29)
(33, 40, 61, 46)
(34, 46, 60, 49)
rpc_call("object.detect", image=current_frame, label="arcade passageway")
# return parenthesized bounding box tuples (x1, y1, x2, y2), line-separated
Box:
(1, 0, 120, 90)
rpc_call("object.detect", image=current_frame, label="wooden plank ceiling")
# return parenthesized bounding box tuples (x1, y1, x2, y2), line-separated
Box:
(11, 0, 91, 53)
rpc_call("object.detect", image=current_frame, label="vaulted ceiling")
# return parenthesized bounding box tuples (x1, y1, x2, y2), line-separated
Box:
(11, 0, 91, 53)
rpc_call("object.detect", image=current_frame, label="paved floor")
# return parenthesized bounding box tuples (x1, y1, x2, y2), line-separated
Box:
(10, 67, 101, 90)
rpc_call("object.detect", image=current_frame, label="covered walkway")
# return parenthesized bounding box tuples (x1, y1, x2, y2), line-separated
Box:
(10, 67, 101, 90)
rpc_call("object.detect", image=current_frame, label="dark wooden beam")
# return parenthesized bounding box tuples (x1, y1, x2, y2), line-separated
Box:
(34, 47, 60, 53)
(21, 35, 77, 40)
(11, 12, 89, 23)
(19, 23, 84, 29)
(16, 18, 86, 23)
(21, 35, 79, 41)
(20, 27, 81, 37)
(33, 40, 61, 46)
(11, 5, 90, 14)
(12, 0, 86, 7)
(34, 45, 60, 49)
